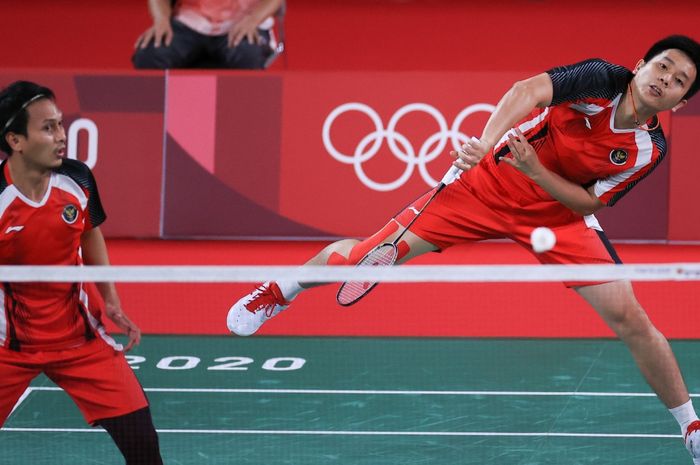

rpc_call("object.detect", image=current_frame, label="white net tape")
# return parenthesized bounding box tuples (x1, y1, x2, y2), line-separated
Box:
(1, 263, 700, 283)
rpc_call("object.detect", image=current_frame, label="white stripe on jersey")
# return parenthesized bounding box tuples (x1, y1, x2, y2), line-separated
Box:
(569, 102, 607, 116)
(594, 129, 654, 198)
(53, 172, 88, 210)
(1, 172, 88, 218)
(0, 187, 20, 220)
(494, 107, 551, 151)
(0, 287, 6, 345)
(79, 286, 124, 351)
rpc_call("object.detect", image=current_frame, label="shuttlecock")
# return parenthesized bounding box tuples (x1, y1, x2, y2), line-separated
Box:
(530, 227, 556, 253)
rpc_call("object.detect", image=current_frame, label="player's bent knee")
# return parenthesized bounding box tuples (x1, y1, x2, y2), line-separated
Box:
(608, 303, 654, 340)
(325, 221, 424, 267)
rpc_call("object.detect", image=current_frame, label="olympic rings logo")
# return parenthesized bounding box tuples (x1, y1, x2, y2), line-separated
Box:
(322, 102, 495, 191)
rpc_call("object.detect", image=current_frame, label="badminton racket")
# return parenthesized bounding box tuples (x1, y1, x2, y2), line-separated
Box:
(336, 164, 463, 306)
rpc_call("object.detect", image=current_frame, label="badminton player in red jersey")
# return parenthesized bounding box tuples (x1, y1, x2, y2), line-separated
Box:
(228, 35, 700, 462)
(0, 82, 162, 464)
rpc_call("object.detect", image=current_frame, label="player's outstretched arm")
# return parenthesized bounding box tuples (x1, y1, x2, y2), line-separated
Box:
(81, 227, 142, 351)
(452, 73, 553, 170)
(481, 73, 553, 149)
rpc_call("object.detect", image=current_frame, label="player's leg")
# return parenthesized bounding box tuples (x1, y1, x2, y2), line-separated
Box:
(45, 338, 163, 464)
(302, 223, 437, 284)
(577, 281, 688, 406)
(226, 180, 507, 336)
(226, 184, 463, 336)
(98, 407, 163, 465)
(226, 221, 437, 336)
(524, 222, 694, 410)
(575, 281, 700, 462)
(513, 218, 700, 462)
(0, 349, 41, 426)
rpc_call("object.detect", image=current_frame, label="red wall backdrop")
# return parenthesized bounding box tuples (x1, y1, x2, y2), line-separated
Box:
(0, 70, 683, 241)
(2, 2, 700, 337)
(2, 0, 700, 73)
(2, 2, 698, 241)
(669, 97, 700, 241)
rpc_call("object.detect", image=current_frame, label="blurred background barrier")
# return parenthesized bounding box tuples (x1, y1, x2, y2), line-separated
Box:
(1, 70, 696, 241)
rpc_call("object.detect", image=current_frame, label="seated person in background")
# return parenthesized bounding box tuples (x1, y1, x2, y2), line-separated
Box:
(133, 0, 283, 69)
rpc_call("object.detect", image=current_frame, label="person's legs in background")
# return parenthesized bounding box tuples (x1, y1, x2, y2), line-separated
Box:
(132, 20, 206, 69)
(211, 29, 273, 69)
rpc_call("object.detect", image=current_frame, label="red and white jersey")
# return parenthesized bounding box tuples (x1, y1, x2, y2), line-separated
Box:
(174, 0, 273, 35)
(0, 159, 107, 351)
(468, 59, 666, 227)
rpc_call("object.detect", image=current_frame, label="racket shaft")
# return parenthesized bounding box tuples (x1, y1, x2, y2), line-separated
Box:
(393, 183, 444, 244)
(394, 165, 461, 244)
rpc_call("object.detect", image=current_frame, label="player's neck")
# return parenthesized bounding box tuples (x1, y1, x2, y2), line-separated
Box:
(8, 156, 51, 202)
(618, 84, 656, 130)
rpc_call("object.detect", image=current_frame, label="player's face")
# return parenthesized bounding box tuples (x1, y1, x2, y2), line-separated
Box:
(633, 49, 697, 112)
(15, 99, 66, 170)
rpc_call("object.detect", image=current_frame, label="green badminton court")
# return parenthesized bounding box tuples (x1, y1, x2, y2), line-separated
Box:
(2, 335, 699, 464)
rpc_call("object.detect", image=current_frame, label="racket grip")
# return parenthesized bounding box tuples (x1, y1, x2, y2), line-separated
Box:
(441, 136, 481, 185)
(440, 165, 463, 185)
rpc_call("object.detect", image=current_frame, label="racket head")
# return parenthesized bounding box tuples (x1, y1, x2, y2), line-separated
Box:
(336, 243, 398, 307)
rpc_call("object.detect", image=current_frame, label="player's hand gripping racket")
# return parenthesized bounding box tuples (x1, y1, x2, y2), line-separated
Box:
(336, 164, 463, 306)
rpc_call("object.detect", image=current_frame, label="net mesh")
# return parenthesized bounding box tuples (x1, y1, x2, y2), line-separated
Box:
(2, 262, 700, 283)
(1, 261, 699, 338)
(2, 261, 700, 464)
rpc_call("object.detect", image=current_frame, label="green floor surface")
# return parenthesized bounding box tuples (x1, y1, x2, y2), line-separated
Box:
(2, 336, 699, 464)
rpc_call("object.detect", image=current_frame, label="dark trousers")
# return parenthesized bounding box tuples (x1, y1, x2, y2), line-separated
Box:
(132, 19, 273, 69)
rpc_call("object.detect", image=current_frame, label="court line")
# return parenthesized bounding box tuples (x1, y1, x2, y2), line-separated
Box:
(9, 387, 33, 416)
(536, 344, 607, 462)
(0, 427, 680, 439)
(7, 388, 685, 439)
(25, 386, 700, 397)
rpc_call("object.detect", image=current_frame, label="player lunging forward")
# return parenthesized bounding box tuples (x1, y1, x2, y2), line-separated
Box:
(228, 35, 700, 463)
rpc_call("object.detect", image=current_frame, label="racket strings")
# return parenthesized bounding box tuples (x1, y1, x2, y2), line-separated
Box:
(337, 244, 398, 306)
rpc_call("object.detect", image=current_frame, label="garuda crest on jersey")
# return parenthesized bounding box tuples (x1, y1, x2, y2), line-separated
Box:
(609, 148, 628, 166)
(62, 204, 79, 224)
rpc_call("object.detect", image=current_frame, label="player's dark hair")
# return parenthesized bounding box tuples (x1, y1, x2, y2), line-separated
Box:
(0, 81, 55, 155)
(644, 35, 700, 100)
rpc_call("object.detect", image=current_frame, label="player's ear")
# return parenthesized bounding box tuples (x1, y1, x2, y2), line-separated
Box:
(5, 132, 22, 153)
(672, 99, 688, 113)
(632, 59, 645, 74)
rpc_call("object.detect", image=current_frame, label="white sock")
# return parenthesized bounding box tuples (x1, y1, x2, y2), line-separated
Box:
(670, 399, 699, 434)
(276, 280, 303, 301)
